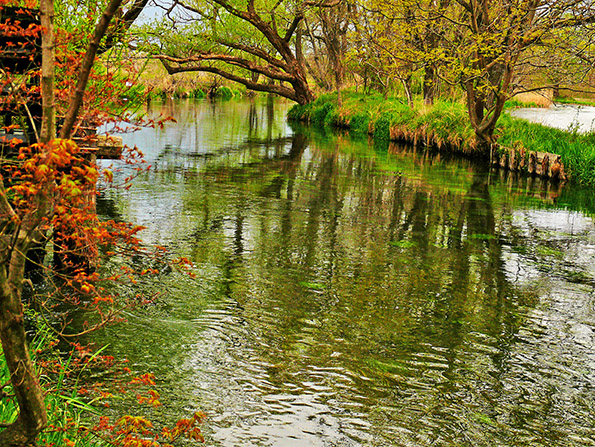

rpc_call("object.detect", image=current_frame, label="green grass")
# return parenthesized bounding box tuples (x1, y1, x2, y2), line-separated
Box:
(288, 93, 477, 154)
(148, 84, 248, 101)
(214, 85, 234, 99)
(497, 113, 595, 185)
(288, 91, 595, 185)
(0, 311, 104, 447)
(553, 97, 595, 107)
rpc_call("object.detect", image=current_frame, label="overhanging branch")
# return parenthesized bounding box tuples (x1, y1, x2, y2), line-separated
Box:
(160, 60, 299, 101)
(156, 53, 296, 82)
(215, 39, 287, 69)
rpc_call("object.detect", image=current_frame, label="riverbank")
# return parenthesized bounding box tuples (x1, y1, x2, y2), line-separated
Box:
(0, 311, 95, 447)
(135, 62, 246, 100)
(288, 92, 595, 185)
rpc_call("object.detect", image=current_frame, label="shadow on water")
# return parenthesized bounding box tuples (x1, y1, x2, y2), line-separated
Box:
(92, 98, 595, 446)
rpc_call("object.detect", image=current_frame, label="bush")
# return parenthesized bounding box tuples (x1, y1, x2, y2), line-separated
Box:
(312, 102, 335, 125)
(215, 86, 234, 99)
(191, 88, 206, 99)
(373, 112, 392, 141)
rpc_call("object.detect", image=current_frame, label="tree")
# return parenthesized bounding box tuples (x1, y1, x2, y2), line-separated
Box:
(0, 0, 165, 445)
(445, 0, 595, 150)
(357, 0, 595, 150)
(350, 3, 417, 102)
(143, 0, 341, 104)
(513, 18, 595, 100)
(302, 1, 352, 105)
(352, 0, 450, 104)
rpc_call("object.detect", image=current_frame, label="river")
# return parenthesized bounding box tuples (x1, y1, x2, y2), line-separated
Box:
(94, 97, 595, 446)
(510, 103, 595, 133)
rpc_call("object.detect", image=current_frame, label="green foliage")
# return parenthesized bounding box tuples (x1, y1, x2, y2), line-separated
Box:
(496, 113, 595, 185)
(298, 281, 327, 291)
(553, 97, 595, 107)
(214, 86, 234, 99)
(504, 99, 539, 109)
(414, 101, 475, 150)
(288, 95, 336, 123)
(288, 92, 473, 150)
(174, 85, 188, 98)
(347, 111, 370, 135)
(287, 103, 310, 121)
(373, 112, 392, 141)
(288, 91, 595, 185)
(0, 311, 98, 447)
(191, 88, 206, 99)
(149, 88, 168, 100)
(313, 102, 336, 125)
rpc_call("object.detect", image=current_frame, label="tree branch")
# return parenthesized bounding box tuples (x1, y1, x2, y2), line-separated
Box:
(156, 54, 296, 82)
(160, 60, 299, 101)
(100, 0, 150, 54)
(215, 39, 287, 69)
(284, 13, 304, 42)
(59, 0, 125, 139)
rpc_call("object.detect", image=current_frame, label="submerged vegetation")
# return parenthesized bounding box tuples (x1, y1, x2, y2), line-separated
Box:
(288, 92, 595, 185)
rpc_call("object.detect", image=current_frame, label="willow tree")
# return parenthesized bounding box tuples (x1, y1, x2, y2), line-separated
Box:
(146, 0, 345, 104)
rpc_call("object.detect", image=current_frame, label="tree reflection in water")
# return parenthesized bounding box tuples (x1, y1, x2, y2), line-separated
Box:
(95, 99, 595, 447)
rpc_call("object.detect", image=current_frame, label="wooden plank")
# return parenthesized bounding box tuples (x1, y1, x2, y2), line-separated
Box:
(77, 134, 123, 159)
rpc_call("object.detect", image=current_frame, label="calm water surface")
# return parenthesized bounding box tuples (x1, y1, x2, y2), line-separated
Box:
(510, 103, 595, 133)
(96, 98, 595, 446)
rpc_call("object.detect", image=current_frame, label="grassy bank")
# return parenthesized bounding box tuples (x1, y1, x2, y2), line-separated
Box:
(135, 61, 246, 100)
(288, 92, 595, 185)
(146, 82, 245, 101)
(0, 311, 100, 447)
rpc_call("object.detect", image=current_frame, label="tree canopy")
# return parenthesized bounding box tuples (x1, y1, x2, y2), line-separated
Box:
(142, 0, 339, 104)
(352, 0, 595, 148)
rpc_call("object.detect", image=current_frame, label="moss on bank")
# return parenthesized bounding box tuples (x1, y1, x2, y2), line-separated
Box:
(288, 92, 595, 185)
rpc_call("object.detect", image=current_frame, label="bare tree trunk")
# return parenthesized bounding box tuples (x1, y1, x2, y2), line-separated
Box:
(401, 77, 413, 108)
(59, 0, 124, 139)
(0, 2, 56, 443)
(40, 0, 55, 143)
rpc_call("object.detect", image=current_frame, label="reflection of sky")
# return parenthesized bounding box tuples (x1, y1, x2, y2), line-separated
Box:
(504, 209, 595, 281)
(518, 209, 593, 234)
(99, 98, 293, 245)
(510, 104, 595, 133)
